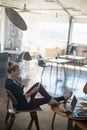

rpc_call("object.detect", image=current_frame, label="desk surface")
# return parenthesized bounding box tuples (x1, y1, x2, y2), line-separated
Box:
(51, 102, 87, 130)
(47, 58, 71, 64)
(51, 105, 72, 119)
(59, 55, 86, 60)
(51, 103, 87, 130)
(51, 105, 87, 121)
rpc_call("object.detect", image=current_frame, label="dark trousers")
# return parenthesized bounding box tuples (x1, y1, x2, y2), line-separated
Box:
(26, 82, 64, 108)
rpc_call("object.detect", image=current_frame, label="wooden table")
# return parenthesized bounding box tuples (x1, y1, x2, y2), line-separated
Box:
(51, 105, 87, 130)
(74, 120, 87, 130)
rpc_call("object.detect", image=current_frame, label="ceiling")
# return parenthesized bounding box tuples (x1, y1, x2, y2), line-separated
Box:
(0, 0, 87, 17)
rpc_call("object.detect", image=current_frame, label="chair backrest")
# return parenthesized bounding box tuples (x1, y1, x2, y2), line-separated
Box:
(16, 51, 32, 62)
(0, 52, 8, 77)
(0, 52, 8, 65)
(5, 89, 18, 110)
(36, 54, 42, 60)
(45, 48, 57, 58)
(16, 51, 25, 62)
(83, 82, 87, 94)
(55, 52, 59, 59)
(68, 44, 77, 55)
(36, 54, 45, 66)
(24, 51, 32, 61)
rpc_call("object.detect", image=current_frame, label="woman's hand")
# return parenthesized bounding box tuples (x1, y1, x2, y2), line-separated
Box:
(16, 76, 22, 86)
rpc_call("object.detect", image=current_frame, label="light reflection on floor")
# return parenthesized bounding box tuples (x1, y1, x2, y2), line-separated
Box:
(21, 61, 87, 101)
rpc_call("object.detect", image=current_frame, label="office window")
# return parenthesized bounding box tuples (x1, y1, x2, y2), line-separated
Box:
(72, 23, 87, 44)
(39, 23, 69, 42)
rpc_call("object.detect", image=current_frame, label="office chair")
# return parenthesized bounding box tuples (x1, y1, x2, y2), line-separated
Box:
(55, 52, 59, 59)
(16, 51, 32, 63)
(68, 44, 77, 55)
(36, 54, 51, 83)
(0, 52, 8, 77)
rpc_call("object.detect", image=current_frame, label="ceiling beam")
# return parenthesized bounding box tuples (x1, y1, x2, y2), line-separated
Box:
(57, 0, 71, 16)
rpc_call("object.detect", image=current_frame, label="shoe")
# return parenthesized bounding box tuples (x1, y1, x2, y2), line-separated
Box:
(64, 91, 73, 103)
(49, 98, 58, 105)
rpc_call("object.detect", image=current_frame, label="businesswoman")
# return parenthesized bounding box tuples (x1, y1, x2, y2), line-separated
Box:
(5, 61, 72, 110)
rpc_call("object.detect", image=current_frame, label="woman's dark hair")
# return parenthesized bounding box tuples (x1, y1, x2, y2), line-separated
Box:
(7, 61, 19, 73)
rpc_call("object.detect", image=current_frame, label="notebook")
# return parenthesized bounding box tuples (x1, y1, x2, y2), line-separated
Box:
(65, 95, 77, 112)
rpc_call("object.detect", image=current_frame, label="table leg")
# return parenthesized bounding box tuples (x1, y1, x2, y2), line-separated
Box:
(51, 112, 56, 130)
(67, 118, 73, 130)
(73, 60, 76, 78)
(78, 60, 83, 79)
(62, 64, 67, 86)
(50, 65, 53, 89)
(56, 63, 58, 81)
(74, 124, 81, 130)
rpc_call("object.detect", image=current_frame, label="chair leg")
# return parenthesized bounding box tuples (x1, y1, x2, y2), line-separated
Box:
(7, 113, 15, 130)
(5, 111, 10, 127)
(27, 117, 33, 130)
(28, 111, 40, 130)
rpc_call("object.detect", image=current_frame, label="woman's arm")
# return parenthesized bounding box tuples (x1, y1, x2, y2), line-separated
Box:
(16, 76, 25, 89)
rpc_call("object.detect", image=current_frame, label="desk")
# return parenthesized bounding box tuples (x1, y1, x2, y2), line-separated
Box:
(51, 105, 87, 130)
(59, 55, 85, 67)
(59, 55, 86, 79)
(47, 59, 71, 87)
(59, 55, 85, 61)
(59, 55, 85, 70)
(74, 120, 87, 130)
(47, 58, 71, 64)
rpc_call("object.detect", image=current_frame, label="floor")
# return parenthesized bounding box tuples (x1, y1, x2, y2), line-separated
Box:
(0, 60, 87, 130)
(25, 61, 87, 98)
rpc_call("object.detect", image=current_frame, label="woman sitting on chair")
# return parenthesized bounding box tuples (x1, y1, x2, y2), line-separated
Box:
(5, 61, 72, 111)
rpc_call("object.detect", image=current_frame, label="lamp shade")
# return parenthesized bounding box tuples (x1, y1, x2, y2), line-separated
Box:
(5, 8, 27, 31)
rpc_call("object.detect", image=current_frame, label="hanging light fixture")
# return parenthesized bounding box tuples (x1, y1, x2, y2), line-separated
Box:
(5, 8, 27, 31)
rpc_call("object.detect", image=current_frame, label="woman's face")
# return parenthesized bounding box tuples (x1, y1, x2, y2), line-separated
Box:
(12, 67, 20, 78)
